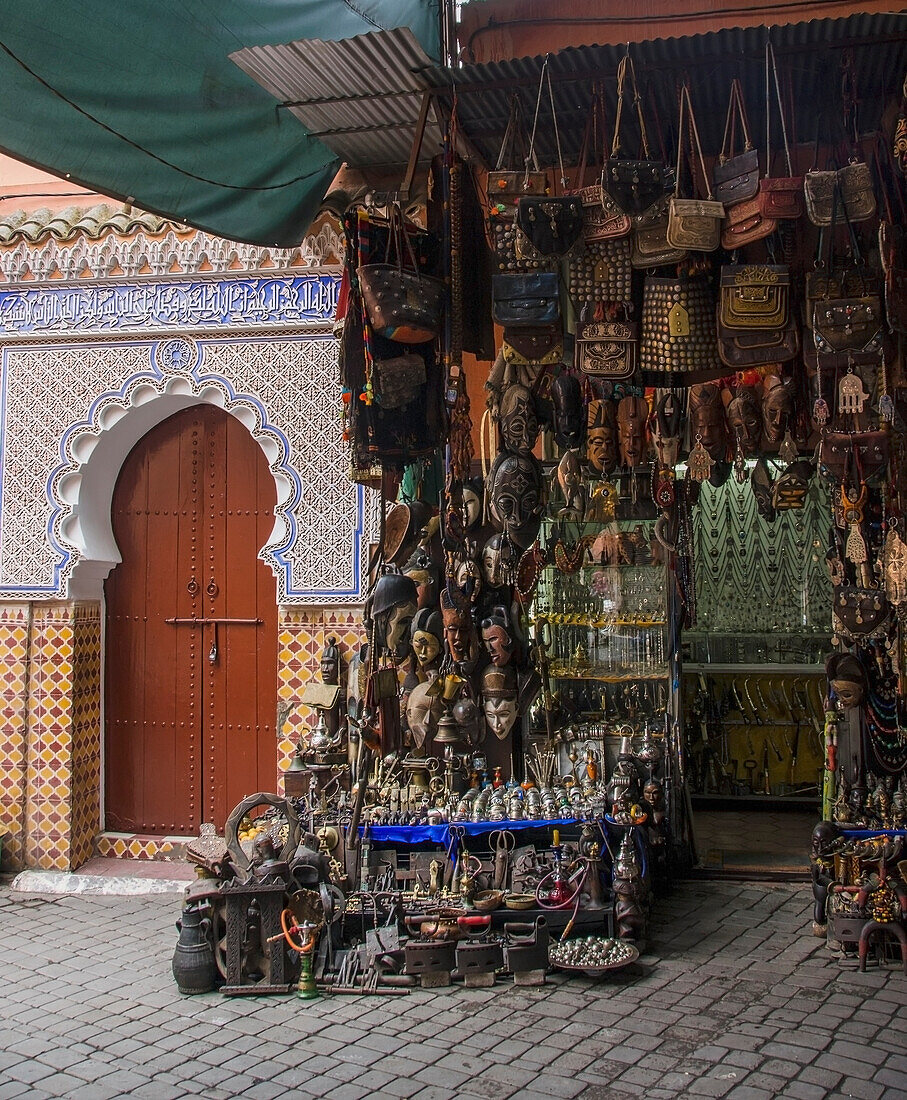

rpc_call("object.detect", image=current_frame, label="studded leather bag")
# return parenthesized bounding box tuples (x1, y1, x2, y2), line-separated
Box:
(357, 205, 445, 344)
(639, 274, 719, 374)
(601, 54, 673, 217)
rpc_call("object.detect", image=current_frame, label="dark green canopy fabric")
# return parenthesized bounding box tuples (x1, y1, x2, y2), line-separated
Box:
(0, 2, 440, 246)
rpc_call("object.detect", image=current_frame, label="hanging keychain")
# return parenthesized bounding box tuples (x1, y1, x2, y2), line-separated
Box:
(879, 352, 895, 423)
(884, 518, 907, 607)
(813, 360, 830, 426)
(838, 364, 869, 416)
(842, 480, 869, 577)
(687, 434, 713, 482)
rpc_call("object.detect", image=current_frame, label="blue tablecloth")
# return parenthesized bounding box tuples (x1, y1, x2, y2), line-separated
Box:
(840, 828, 907, 838)
(361, 818, 586, 847)
(358, 817, 648, 876)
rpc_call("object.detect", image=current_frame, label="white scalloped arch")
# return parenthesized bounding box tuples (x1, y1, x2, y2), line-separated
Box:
(49, 348, 299, 600)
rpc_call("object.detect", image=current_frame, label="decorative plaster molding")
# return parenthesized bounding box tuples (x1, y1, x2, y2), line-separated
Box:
(0, 221, 344, 283)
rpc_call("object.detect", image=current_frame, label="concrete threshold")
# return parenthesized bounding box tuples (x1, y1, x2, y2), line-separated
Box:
(10, 856, 195, 896)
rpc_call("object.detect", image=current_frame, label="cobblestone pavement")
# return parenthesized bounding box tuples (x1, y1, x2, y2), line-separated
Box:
(0, 879, 904, 1100)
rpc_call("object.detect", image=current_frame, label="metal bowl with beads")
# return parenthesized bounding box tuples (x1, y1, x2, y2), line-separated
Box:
(549, 935, 639, 977)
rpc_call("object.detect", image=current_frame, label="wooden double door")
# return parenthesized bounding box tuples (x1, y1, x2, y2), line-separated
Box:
(104, 405, 278, 834)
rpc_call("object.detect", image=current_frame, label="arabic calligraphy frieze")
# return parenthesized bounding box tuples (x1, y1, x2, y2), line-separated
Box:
(0, 274, 339, 336)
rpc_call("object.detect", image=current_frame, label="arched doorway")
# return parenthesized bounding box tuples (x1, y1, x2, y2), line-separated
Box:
(104, 404, 278, 834)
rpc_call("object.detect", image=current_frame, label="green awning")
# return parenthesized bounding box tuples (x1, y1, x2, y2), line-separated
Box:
(0, 2, 441, 246)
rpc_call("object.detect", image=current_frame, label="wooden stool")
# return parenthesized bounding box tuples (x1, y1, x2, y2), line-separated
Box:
(858, 919, 907, 975)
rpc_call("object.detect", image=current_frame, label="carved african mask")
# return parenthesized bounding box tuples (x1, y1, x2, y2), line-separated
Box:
(653, 393, 682, 468)
(369, 572, 419, 659)
(320, 636, 340, 685)
(481, 533, 515, 588)
(772, 459, 815, 511)
(410, 609, 443, 672)
(498, 383, 539, 454)
(481, 606, 516, 668)
(406, 675, 443, 748)
(726, 386, 762, 457)
(689, 383, 728, 462)
(556, 449, 585, 520)
(481, 665, 519, 740)
(617, 395, 649, 468)
(586, 399, 618, 475)
(462, 481, 482, 529)
(487, 451, 544, 549)
(440, 590, 476, 665)
(762, 376, 794, 445)
(826, 654, 865, 710)
(551, 372, 584, 450)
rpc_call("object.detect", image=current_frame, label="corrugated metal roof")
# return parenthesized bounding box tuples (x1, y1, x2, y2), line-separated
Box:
(232, 13, 907, 175)
(231, 28, 445, 170)
(0, 203, 178, 246)
(429, 13, 907, 169)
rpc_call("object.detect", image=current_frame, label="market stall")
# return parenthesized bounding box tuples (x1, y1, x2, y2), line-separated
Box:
(171, 20, 907, 991)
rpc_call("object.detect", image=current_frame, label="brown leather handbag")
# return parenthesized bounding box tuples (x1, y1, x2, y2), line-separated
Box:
(805, 161, 876, 227)
(807, 188, 883, 366)
(487, 95, 548, 208)
(566, 86, 632, 243)
(757, 43, 803, 220)
(717, 264, 798, 365)
(567, 235, 632, 305)
(575, 319, 637, 379)
(818, 430, 890, 485)
(713, 79, 760, 206)
(666, 85, 724, 252)
(834, 584, 893, 642)
(720, 195, 776, 249)
(719, 264, 790, 330)
(631, 196, 687, 269)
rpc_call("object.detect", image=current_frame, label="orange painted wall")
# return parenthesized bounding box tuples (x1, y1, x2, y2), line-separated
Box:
(458, 0, 899, 63)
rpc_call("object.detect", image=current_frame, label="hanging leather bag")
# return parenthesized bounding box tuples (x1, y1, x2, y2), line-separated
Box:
(513, 60, 584, 260)
(757, 42, 804, 220)
(713, 79, 760, 206)
(566, 85, 632, 243)
(666, 85, 724, 252)
(575, 319, 638, 379)
(808, 188, 883, 366)
(567, 235, 633, 304)
(717, 263, 798, 366)
(487, 95, 548, 207)
(638, 274, 719, 374)
(601, 53, 674, 217)
(719, 264, 790, 331)
(818, 430, 889, 485)
(357, 205, 446, 344)
(834, 585, 893, 642)
(720, 195, 777, 249)
(492, 272, 560, 328)
(630, 195, 687, 269)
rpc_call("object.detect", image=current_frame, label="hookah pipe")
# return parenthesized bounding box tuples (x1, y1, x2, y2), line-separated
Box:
(535, 829, 588, 940)
(268, 911, 320, 1000)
